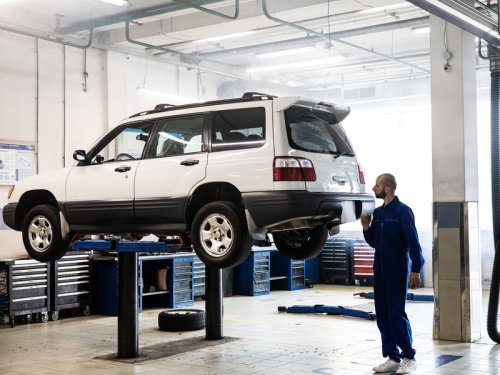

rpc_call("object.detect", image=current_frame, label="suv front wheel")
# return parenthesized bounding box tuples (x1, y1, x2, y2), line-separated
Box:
(191, 201, 252, 268)
(273, 225, 328, 260)
(22, 204, 70, 262)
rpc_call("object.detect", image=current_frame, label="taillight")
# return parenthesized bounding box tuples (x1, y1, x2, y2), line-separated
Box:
(357, 164, 366, 184)
(273, 157, 316, 181)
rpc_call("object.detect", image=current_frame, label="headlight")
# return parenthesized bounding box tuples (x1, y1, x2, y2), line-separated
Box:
(7, 185, 14, 199)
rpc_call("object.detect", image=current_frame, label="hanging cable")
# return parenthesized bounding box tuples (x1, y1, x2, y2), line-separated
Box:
(327, 0, 333, 49)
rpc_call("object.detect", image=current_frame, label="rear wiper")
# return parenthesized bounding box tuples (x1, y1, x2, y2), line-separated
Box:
(333, 151, 354, 159)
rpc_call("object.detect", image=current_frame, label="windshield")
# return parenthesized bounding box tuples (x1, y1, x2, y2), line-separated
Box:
(284, 105, 355, 156)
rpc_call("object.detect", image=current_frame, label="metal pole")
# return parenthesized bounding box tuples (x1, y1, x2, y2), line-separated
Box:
(205, 266, 223, 340)
(118, 252, 139, 358)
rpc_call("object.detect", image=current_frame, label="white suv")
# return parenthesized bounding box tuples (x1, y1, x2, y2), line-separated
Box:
(3, 92, 374, 268)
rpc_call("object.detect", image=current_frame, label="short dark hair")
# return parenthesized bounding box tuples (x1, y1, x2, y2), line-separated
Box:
(380, 173, 397, 191)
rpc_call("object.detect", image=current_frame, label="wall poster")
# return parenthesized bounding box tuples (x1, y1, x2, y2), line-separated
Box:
(0, 143, 36, 185)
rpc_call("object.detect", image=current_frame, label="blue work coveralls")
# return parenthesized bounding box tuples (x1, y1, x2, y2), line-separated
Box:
(363, 196, 424, 361)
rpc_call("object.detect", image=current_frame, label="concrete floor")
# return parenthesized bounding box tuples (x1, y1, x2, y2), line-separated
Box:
(0, 285, 498, 375)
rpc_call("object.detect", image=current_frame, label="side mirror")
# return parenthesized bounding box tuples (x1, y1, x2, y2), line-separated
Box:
(73, 150, 87, 162)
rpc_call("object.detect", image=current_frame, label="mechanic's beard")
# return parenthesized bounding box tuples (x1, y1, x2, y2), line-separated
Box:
(375, 191, 386, 199)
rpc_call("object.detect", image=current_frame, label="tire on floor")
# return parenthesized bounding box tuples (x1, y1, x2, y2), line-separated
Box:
(158, 309, 206, 331)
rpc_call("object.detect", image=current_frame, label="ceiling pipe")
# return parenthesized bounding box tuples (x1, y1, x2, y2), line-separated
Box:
(59, 0, 225, 34)
(125, 20, 198, 64)
(170, 0, 239, 20)
(0, 23, 93, 49)
(193, 16, 430, 59)
(261, 0, 429, 74)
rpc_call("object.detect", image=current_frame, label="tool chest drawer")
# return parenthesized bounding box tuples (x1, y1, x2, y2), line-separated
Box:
(270, 251, 305, 291)
(234, 250, 270, 296)
(51, 252, 91, 318)
(0, 259, 50, 327)
(320, 237, 354, 285)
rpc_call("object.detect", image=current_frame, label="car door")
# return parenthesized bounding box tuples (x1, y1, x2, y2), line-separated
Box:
(134, 114, 208, 230)
(64, 121, 155, 232)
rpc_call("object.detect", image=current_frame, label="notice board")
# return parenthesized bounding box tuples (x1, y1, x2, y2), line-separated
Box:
(0, 143, 36, 185)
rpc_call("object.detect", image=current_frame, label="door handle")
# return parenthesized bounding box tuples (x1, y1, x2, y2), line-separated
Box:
(115, 165, 131, 172)
(180, 159, 200, 166)
(332, 175, 347, 184)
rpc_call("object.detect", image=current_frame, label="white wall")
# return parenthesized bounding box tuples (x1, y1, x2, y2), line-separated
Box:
(0, 32, 38, 257)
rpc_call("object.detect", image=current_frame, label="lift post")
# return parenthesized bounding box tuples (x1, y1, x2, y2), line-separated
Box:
(205, 266, 223, 340)
(71, 239, 225, 358)
(117, 251, 138, 358)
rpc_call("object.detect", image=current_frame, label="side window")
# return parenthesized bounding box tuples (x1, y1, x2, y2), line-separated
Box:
(90, 122, 153, 164)
(153, 115, 204, 158)
(212, 107, 265, 151)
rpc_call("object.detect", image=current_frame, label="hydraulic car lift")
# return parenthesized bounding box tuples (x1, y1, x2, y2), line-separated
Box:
(72, 240, 223, 359)
(354, 291, 434, 302)
(278, 304, 376, 321)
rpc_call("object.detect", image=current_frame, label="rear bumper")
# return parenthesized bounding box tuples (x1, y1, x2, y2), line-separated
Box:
(242, 191, 375, 229)
(2, 202, 18, 230)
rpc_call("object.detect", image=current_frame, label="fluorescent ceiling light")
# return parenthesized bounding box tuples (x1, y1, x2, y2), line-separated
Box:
(136, 88, 201, 104)
(412, 25, 430, 34)
(98, 0, 129, 6)
(257, 46, 315, 59)
(196, 31, 256, 44)
(248, 55, 346, 73)
(359, 3, 409, 15)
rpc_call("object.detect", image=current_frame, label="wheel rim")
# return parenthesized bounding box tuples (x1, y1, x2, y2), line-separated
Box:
(199, 213, 233, 258)
(28, 215, 53, 252)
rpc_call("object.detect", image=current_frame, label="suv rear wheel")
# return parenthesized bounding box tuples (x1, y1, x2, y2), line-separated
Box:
(22, 204, 69, 262)
(191, 201, 252, 268)
(273, 225, 328, 260)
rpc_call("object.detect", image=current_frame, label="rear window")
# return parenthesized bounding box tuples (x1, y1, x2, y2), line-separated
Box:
(284, 105, 355, 156)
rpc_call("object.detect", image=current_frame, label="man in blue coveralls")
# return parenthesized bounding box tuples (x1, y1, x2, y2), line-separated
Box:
(361, 173, 424, 374)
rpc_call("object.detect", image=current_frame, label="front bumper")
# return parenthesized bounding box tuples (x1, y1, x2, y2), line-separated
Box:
(2, 202, 18, 230)
(242, 191, 375, 229)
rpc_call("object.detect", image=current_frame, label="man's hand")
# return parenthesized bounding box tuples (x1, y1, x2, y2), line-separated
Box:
(361, 215, 372, 230)
(409, 272, 421, 289)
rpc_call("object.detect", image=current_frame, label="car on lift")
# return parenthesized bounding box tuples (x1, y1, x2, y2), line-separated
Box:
(2, 92, 374, 268)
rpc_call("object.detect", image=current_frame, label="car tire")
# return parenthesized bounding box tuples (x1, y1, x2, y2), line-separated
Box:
(22, 204, 69, 262)
(191, 201, 252, 268)
(158, 309, 206, 331)
(273, 225, 328, 260)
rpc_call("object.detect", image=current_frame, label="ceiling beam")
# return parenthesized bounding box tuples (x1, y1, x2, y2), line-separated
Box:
(407, 0, 500, 47)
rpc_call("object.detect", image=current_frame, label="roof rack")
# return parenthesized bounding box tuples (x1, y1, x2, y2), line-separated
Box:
(241, 92, 276, 100)
(129, 92, 276, 118)
(154, 104, 176, 111)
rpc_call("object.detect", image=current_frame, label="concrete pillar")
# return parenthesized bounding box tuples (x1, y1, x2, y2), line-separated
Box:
(430, 15, 482, 342)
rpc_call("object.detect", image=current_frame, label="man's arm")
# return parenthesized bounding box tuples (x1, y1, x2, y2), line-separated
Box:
(361, 214, 375, 247)
(400, 207, 424, 275)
